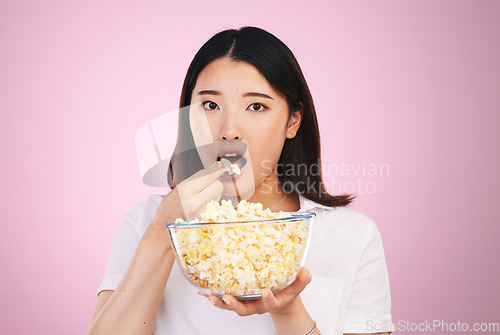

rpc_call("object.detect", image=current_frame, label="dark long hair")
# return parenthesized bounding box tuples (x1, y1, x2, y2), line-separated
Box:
(167, 26, 355, 207)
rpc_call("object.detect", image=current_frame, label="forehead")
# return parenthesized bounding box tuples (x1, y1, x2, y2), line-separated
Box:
(195, 57, 276, 94)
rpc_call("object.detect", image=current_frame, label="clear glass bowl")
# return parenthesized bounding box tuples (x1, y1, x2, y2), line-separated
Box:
(166, 212, 315, 300)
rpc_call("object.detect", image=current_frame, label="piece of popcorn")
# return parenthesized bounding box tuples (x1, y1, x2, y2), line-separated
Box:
(228, 164, 240, 175)
(219, 158, 241, 175)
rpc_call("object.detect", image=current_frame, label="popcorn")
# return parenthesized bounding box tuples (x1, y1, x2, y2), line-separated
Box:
(228, 164, 240, 175)
(220, 158, 241, 175)
(173, 199, 309, 297)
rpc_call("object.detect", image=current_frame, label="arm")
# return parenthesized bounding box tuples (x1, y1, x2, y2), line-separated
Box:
(87, 162, 229, 334)
(267, 269, 320, 335)
(86, 221, 175, 334)
(269, 296, 321, 335)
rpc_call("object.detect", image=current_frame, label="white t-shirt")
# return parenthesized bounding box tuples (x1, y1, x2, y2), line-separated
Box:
(97, 194, 394, 335)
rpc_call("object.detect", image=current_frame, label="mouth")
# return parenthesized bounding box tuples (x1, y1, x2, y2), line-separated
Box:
(216, 140, 249, 181)
(216, 152, 247, 171)
(216, 147, 248, 181)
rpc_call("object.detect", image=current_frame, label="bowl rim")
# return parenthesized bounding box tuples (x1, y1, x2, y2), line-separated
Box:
(165, 211, 316, 229)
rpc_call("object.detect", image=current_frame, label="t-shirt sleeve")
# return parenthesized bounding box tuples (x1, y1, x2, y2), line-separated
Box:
(343, 221, 394, 334)
(96, 198, 154, 296)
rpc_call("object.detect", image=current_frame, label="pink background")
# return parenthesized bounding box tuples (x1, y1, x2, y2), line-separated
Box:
(1, 0, 499, 333)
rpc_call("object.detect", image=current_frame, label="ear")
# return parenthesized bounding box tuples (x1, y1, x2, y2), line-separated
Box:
(286, 102, 303, 139)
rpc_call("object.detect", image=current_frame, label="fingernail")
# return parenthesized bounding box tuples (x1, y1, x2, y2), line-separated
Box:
(261, 289, 269, 298)
(301, 268, 311, 282)
(222, 296, 231, 305)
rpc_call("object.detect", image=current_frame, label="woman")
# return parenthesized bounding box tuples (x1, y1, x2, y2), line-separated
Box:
(87, 26, 393, 335)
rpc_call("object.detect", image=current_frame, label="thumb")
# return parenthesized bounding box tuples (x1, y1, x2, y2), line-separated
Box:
(289, 268, 312, 293)
(298, 268, 312, 285)
(278, 268, 312, 298)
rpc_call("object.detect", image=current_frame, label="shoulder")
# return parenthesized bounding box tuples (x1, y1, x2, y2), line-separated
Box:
(299, 195, 376, 238)
(122, 194, 166, 236)
(127, 194, 164, 215)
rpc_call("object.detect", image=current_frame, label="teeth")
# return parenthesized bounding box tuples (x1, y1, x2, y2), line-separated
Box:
(223, 153, 238, 157)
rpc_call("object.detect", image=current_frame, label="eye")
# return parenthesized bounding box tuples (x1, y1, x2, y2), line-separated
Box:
(202, 101, 219, 110)
(248, 103, 268, 112)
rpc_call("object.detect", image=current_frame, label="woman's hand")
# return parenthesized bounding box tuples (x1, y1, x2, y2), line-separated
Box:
(200, 268, 312, 317)
(150, 161, 228, 227)
(200, 269, 319, 334)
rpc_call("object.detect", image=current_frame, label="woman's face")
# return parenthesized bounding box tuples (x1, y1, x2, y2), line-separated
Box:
(189, 57, 300, 202)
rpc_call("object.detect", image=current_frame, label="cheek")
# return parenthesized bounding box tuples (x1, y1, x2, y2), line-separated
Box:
(190, 108, 218, 167)
(248, 117, 287, 166)
(255, 124, 284, 145)
(190, 106, 211, 143)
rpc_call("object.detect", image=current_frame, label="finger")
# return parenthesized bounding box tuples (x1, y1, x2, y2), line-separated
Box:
(187, 179, 224, 219)
(197, 190, 224, 217)
(178, 166, 228, 219)
(207, 295, 232, 310)
(278, 268, 312, 299)
(196, 178, 223, 201)
(184, 161, 228, 190)
(197, 291, 209, 298)
(260, 288, 279, 310)
(222, 295, 260, 316)
(298, 267, 312, 285)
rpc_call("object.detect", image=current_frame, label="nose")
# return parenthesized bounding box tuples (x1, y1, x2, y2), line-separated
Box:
(219, 110, 242, 141)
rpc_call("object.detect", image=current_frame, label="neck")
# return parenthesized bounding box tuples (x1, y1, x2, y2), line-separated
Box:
(246, 176, 300, 212)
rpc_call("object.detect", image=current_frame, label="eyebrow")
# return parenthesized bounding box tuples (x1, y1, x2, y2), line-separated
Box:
(196, 90, 274, 100)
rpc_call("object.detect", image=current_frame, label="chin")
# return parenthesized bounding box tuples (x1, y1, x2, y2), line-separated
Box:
(220, 170, 256, 203)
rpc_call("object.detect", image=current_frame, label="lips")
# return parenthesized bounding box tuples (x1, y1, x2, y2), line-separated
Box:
(216, 146, 248, 170)
(217, 152, 247, 170)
